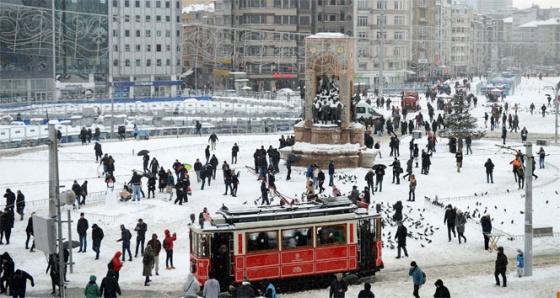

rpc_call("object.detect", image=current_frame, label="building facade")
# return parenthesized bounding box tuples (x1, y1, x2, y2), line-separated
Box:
(0, 0, 109, 104)
(450, 3, 474, 75)
(109, 0, 183, 99)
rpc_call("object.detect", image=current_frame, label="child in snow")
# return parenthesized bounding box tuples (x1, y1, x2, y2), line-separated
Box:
(516, 249, 524, 277)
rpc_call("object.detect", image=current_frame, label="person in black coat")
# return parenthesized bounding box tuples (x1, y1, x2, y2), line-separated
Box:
(494, 246, 508, 287)
(92, 224, 104, 260)
(0, 208, 14, 245)
(374, 167, 385, 192)
(443, 204, 457, 242)
(484, 158, 495, 183)
(71, 181, 81, 208)
(157, 167, 167, 192)
(174, 177, 190, 205)
(365, 169, 375, 195)
(0, 252, 14, 294)
(134, 219, 148, 258)
(433, 279, 450, 298)
(200, 166, 207, 190)
(209, 155, 219, 180)
(147, 175, 156, 198)
(329, 273, 348, 298)
(77, 213, 89, 253)
(100, 270, 121, 298)
(392, 201, 403, 222)
(232, 143, 239, 164)
(80, 181, 88, 205)
(143, 154, 150, 173)
(395, 222, 408, 258)
(25, 212, 35, 251)
(10, 269, 34, 298)
(94, 142, 103, 162)
(357, 282, 375, 298)
(15, 190, 25, 221)
(481, 214, 492, 250)
(3, 189, 15, 211)
(328, 161, 335, 186)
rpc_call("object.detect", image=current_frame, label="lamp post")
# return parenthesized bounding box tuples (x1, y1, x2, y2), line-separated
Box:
(543, 80, 559, 144)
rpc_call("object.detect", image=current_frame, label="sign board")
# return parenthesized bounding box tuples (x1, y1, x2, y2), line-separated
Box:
(418, 59, 428, 64)
(33, 215, 57, 254)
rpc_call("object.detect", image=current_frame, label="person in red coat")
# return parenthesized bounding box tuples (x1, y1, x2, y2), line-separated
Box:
(163, 230, 177, 270)
(110, 251, 123, 282)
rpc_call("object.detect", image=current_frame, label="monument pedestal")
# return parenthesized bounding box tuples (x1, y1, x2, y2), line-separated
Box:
(287, 122, 365, 169)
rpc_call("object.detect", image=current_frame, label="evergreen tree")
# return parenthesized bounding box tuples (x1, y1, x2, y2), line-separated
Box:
(439, 92, 485, 149)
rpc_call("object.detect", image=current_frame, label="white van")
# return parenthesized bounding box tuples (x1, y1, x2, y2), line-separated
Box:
(355, 101, 382, 119)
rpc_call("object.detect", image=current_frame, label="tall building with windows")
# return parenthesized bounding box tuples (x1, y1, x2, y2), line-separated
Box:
(450, 3, 474, 75)
(410, 0, 438, 77)
(109, 0, 183, 99)
(354, 0, 412, 89)
(0, 0, 109, 104)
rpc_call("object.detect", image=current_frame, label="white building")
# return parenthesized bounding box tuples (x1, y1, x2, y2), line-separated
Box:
(450, 3, 474, 75)
(109, 0, 183, 99)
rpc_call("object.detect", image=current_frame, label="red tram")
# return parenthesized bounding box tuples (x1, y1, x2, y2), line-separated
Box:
(189, 197, 384, 293)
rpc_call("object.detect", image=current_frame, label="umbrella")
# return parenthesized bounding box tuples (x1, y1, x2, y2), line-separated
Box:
(184, 163, 192, 171)
(288, 154, 300, 163)
(545, 94, 551, 97)
(137, 149, 149, 156)
(63, 240, 80, 250)
(372, 164, 387, 170)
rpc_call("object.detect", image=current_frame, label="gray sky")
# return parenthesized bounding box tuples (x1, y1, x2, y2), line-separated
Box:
(513, 0, 559, 9)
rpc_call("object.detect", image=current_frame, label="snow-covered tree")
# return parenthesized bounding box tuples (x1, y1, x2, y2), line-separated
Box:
(439, 92, 486, 149)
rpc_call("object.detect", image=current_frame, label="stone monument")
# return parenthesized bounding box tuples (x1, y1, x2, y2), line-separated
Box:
(288, 33, 366, 169)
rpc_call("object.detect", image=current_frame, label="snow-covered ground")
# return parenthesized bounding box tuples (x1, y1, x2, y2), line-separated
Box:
(1, 76, 559, 297)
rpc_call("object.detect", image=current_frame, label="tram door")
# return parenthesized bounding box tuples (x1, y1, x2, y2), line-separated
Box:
(357, 218, 376, 275)
(210, 232, 233, 290)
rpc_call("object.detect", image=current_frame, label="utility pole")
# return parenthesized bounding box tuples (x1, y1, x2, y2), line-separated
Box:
(48, 124, 66, 297)
(378, 0, 385, 96)
(110, 81, 115, 140)
(554, 81, 559, 144)
(524, 142, 533, 276)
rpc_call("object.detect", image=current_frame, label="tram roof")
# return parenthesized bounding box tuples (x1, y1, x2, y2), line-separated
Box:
(213, 196, 367, 225)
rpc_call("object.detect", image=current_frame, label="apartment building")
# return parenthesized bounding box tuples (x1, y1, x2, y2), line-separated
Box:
(435, 0, 453, 76)
(109, 0, 183, 99)
(410, 0, 438, 77)
(450, 3, 474, 75)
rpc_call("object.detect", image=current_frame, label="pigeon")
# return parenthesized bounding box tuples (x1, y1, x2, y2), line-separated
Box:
(507, 189, 510, 193)
(421, 244, 425, 248)
(485, 192, 488, 195)
(494, 206, 498, 209)
(474, 193, 478, 196)
(501, 221, 504, 225)
(546, 200, 549, 204)
(520, 211, 524, 214)
(243, 201, 247, 205)
(504, 209, 506, 212)
(511, 220, 514, 224)
(556, 191, 558, 195)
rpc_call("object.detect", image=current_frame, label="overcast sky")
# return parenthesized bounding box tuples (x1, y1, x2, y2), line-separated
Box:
(513, 0, 559, 9)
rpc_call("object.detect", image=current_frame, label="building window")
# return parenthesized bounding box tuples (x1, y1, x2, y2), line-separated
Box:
(394, 31, 405, 40)
(125, 45, 130, 52)
(114, 45, 118, 52)
(135, 1, 140, 7)
(166, 16, 170, 22)
(156, 15, 161, 22)
(156, 30, 162, 37)
(394, 16, 405, 25)
(357, 16, 368, 26)
(377, 16, 386, 25)
(166, 44, 171, 51)
(136, 44, 141, 51)
(177, 1, 180, 9)
(147, 59, 151, 66)
(156, 44, 162, 52)
(357, 0, 368, 10)
(156, 1, 161, 8)
(376, 0, 386, 9)
(146, 15, 151, 22)
(176, 16, 180, 22)
(394, 0, 404, 9)
(358, 31, 367, 39)
(125, 0, 130, 7)
(145, 30, 151, 37)
(125, 30, 130, 37)
(393, 47, 404, 56)
(135, 15, 141, 22)
(113, 59, 118, 66)
(300, 16, 310, 26)
(136, 30, 141, 37)
(291, 16, 297, 24)
(124, 15, 130, 22)
(165, 1, 170, 8)
(177, 59, 181, 66)
(301, 0, 310, 9)
(166, 59, 171, 66)
(113, 30, 118, 37)
(125, 59, 130, 67)
(177, 30, 180, 37)
(112, 0, 117, 7)
(358, 48, 368, 57)
(146, 0, 150, 7)
(328, 14, 336, 22)
(166, 30, 171, 37)
(156, 59, 162, 66)
(274, 16, 281, 24)
(377, 31, 386, 39)
(136, 59, 141, 67)
(146, 44, 151, 52)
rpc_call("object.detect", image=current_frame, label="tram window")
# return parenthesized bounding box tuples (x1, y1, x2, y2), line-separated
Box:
(191, 233, 209, 258)
(247, 231, 278, 252)
(316, 224, 346, 245)
(281, 228, 312, 250)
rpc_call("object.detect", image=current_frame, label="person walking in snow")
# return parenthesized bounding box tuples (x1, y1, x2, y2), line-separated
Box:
(484, 158, 495, 183)
(538, 147, 546, 169)
(100, 270, 121, 297)
(142, 244, 154, 286)
(395, 222, 408, 259)
(77, 213, 89, 253)
(92, 224, 104, 260)
(117, 224, 133, 262)
(84, 275, 100, 298)
(163, 229, 177, 270)
(443, 204, 456, 242)
(456, 209, 467, 244)
(328, 273, 348, 298)
(208, 132, 219, 150)
(494, 246, 508, 287)
(15, 190, 25, 221)
(134, 219, 147, 258)
(516, 249, 524, 277)
(146, 234, 162, 276)
(481, 214, 492, 250)
(25, 212, 35, 251)
(408, 175, 416, 201)
(11, 269, 34, 298)
(433, 279, 450, 298)
(408, 261, 425, 298)
(165, 170, 175, 200)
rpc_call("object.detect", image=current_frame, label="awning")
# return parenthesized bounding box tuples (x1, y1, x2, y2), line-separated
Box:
(179, 69, 194, 78)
